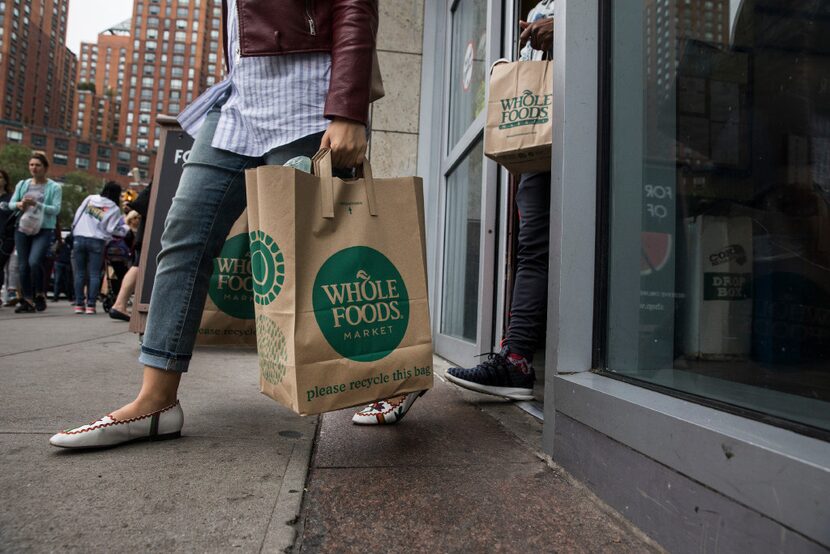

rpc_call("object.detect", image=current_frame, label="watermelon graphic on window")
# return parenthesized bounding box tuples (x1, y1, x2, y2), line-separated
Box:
(641, 232, 672, 276)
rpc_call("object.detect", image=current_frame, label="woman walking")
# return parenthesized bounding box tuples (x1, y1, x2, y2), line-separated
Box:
(8, 153, 62, 313)
(50, 0, 426, 449)
(71, 182, 128, 314)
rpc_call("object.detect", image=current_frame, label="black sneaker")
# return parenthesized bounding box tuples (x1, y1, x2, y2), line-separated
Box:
(14, 299, 36, 313)
(34, 296, 47, 311)
(446, 351, 535, 400)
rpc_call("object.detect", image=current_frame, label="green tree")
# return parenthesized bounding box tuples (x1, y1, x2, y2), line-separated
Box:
(59, 182, 87, 229)
(0, 143, 33, 187)
(62, 170, 100, 194)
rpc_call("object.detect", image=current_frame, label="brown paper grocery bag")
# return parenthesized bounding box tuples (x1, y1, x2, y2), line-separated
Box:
(246, 150, 433, 415)
(484, 59, 553, 174)
(195, 210, 257, 346)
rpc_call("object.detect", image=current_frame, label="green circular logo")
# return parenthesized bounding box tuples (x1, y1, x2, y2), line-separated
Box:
(257, 314, 287, 385)
(312, 246, 409, 362)
(208, 233, 255, 320)
(249, 230, 285, 306)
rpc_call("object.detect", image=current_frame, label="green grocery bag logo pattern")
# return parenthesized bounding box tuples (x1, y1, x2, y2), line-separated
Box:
(208, 233, 255, 320)
(249, 230, 285, 306)
(257, 314, 288, 385)
(312, 246, 409, 362)
(498, 89, 552, 130)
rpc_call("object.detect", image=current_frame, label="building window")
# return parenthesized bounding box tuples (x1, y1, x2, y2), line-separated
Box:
(53, 153, 68, 166)
(54, 138, 69, 151)
(117, 164, 130, 176)
(137, 154, 150, 166)
(96, 160, 111, 173)
(118, 150, 131, 162)
(5, 129, 22, 142)
(77, 142, 90, 155)
(602, 1, 830, 436)
(75, 157, 89, 169)
(31, 134, 46, 147)
(97, 146, 111, 158)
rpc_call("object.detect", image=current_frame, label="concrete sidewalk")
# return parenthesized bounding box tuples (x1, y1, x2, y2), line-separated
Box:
(0, 304, 316, 552)
(0, 304, 659, 553)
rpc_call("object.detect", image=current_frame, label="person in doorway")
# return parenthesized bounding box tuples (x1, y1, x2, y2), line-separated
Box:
(7, 153, 63, 314)
(446, 0, 554, 401)
(71, 182, 128, 314)
(0, 169, 16, 307)
(49, 1, 426, 449)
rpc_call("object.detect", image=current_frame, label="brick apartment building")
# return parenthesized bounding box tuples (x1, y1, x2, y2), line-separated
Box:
(0, 0, 77, 129)
(120, 0, 223, 150)
(0, 0, 224, 187)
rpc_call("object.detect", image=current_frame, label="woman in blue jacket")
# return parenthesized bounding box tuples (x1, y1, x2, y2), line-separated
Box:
(8, 153, 63, 313)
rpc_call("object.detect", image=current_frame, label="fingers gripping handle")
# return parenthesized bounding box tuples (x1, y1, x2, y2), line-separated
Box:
(312, 149, 378, 219)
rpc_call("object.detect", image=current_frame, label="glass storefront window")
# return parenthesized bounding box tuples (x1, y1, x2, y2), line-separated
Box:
(441, 139, 484, 341)
(604, 1, 830, 435)
(448, 0, 488, 149)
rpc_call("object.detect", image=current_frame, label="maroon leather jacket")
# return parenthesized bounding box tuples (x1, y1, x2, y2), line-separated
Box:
(224, 0, 378, 125)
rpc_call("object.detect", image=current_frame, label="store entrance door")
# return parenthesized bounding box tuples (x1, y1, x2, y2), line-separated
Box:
(432, 0, 501, 368)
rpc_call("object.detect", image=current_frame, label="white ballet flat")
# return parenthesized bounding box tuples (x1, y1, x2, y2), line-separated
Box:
(49, 401, 184, 449)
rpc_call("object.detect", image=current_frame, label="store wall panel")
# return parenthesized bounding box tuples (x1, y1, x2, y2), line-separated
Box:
(368, 131, 419, 178)
(554, 413, 827, 554)
(377, 0, 425, 55)
(371, 52, 423, 135)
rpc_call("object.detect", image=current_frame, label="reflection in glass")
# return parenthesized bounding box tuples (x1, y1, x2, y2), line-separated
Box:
(606, 0, 830, 435)
(448, 0, 488, 149)
(441, 140, 484, 342)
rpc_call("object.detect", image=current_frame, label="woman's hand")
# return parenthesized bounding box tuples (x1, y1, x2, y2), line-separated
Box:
(125, 210, 141, 231)
(320, 118, 367, 169)
(520, 18, 554, 52)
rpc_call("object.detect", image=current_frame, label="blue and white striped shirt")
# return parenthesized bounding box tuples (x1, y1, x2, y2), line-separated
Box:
(178, 0, 331, 157)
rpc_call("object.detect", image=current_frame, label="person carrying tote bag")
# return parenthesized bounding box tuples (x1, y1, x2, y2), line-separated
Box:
(50, 0, 427, 451)
(7, 153, 62, 314)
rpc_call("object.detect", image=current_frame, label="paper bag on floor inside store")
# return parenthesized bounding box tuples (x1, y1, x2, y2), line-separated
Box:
(485, 59, 553, 174)
(196, 210, 257, 346)
(245, 150, 433, 415)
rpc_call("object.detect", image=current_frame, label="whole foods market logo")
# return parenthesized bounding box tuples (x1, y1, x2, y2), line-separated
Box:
(249, 230, 285, 306)
(208, 233, 255, 320)
(312, 246, 409, 362)
(257, 314, 287, 385)
(499, 90, 552, 130)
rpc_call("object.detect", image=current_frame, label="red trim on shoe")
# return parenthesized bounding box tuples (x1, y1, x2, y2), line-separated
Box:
(58, 401, 179, 435)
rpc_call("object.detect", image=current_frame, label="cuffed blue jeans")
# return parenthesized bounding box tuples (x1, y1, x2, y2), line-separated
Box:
(73, 236, 106, 307)
(139, 105, 324, 371)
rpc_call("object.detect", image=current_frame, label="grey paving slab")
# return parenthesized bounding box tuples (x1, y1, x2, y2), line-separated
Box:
(0, 309, 317, 553)
(315, 380, 539, 468)
(298, 376, 662, 553)
(0, 433, 292, 553)
(0, 303, 126, 357)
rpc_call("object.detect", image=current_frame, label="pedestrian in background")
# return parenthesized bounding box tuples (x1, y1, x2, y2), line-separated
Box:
(71, 182, 128, 315)
(51, 229, 74, 302)
(7, 153, 63, 313)
(0, 169, 16, 307)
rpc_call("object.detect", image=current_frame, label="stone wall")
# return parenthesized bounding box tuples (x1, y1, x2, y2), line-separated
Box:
(367, 1, 424, 177)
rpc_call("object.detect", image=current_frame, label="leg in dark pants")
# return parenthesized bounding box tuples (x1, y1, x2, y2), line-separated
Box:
(504, 171, 551, 361)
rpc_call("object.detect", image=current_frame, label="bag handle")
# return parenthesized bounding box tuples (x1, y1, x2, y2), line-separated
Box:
(311, 149, 378, 219)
